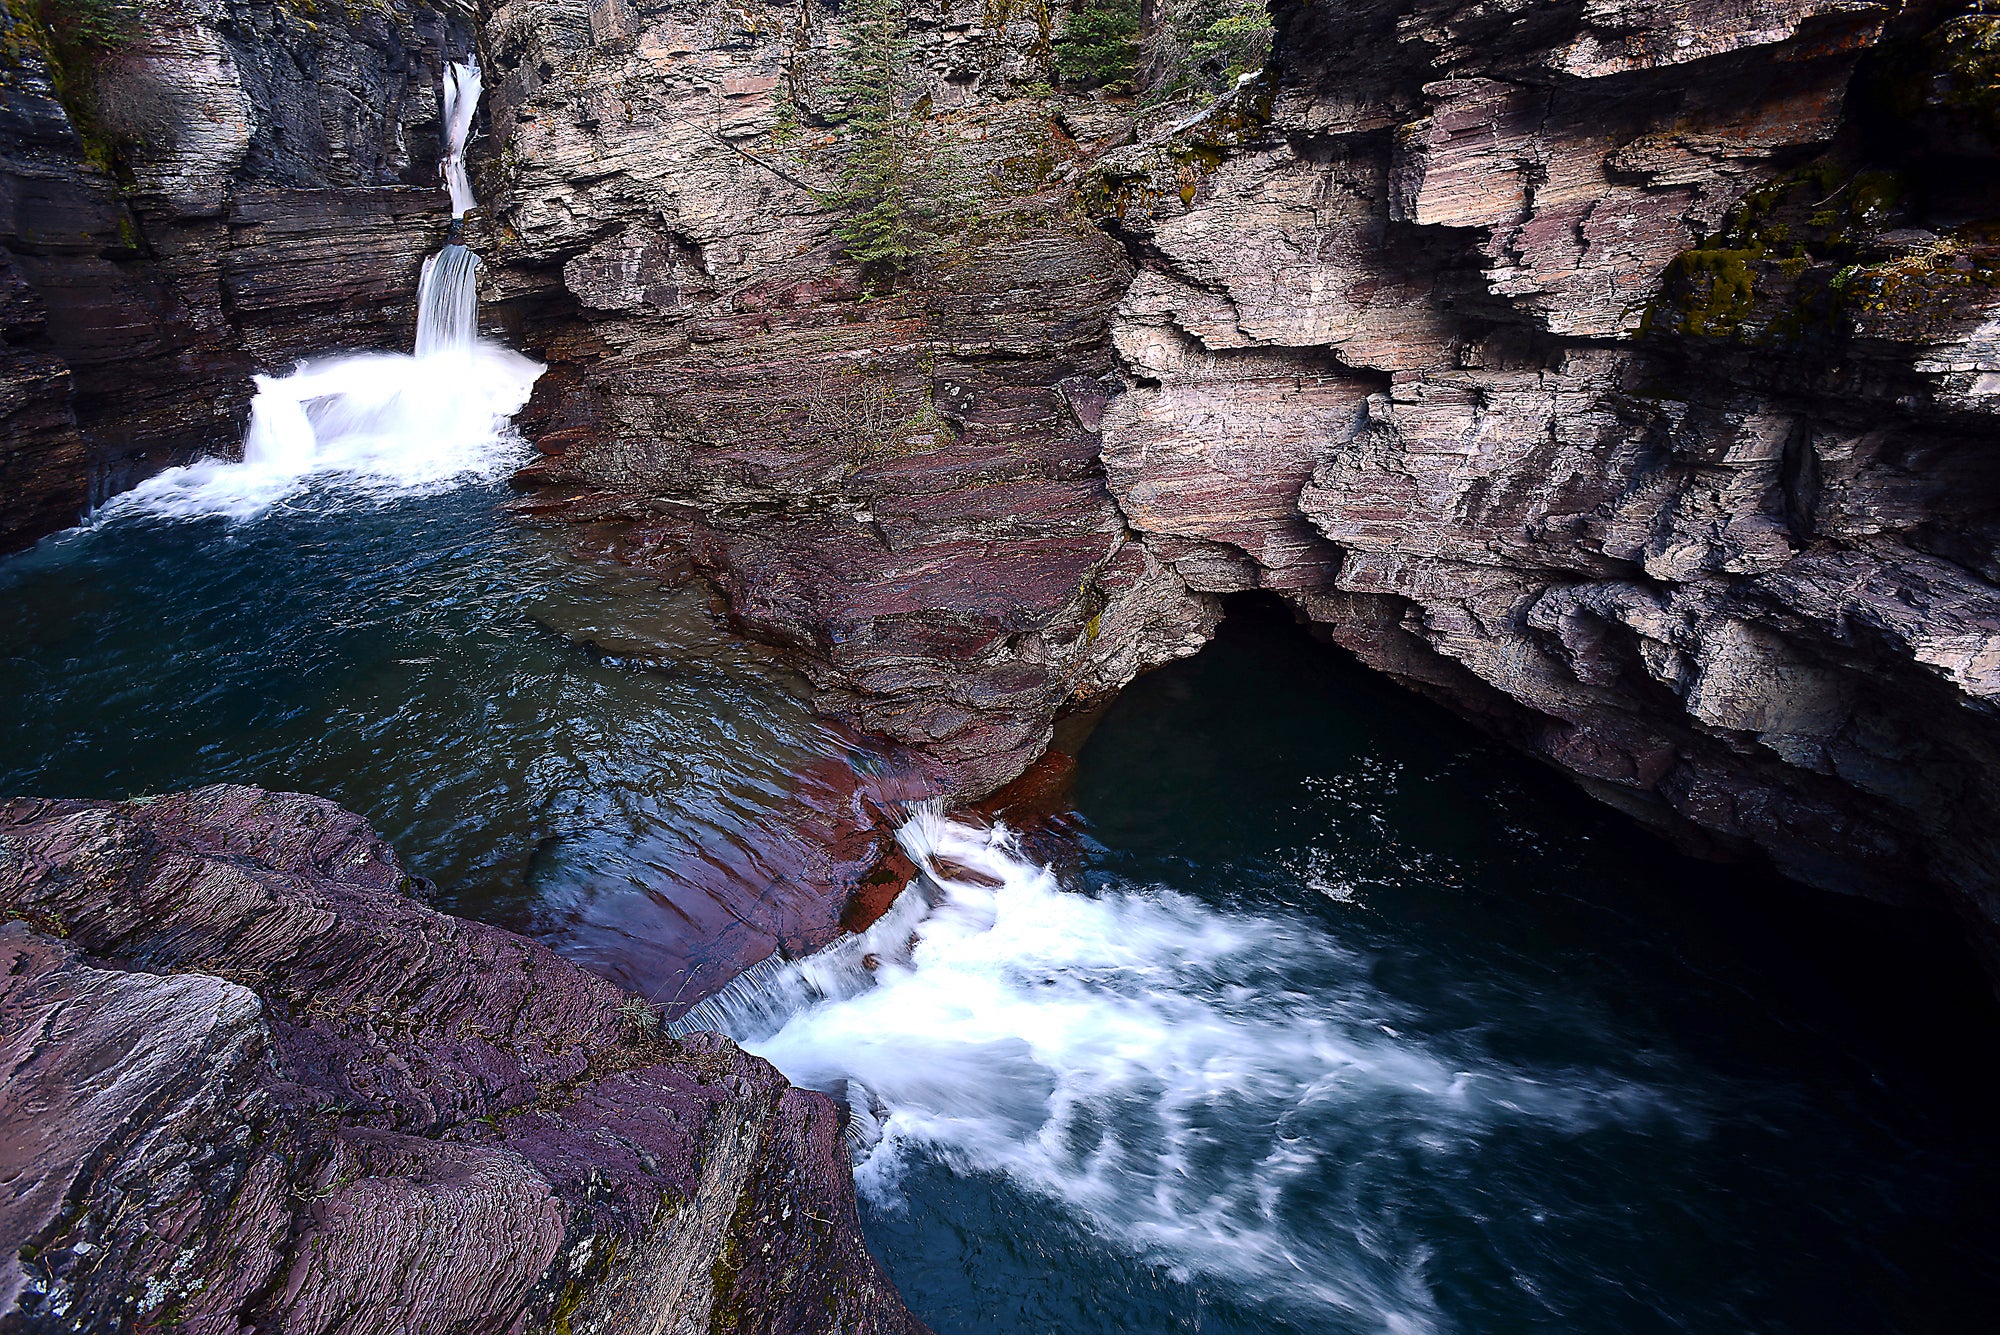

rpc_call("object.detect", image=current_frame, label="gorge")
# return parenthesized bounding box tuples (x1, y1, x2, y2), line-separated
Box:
(3, 0, 2000, 1330)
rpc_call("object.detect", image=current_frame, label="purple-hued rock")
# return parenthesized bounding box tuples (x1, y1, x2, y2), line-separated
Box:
(0, 785, 925, 1335)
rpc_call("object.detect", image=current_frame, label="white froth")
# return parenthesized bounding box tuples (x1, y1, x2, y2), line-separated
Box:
(681, 806, 1694, 1329)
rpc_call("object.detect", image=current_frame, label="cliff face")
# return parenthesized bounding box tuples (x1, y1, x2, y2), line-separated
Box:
(0, 0, 472, 550)
(0, 787, 922, 1335)
(1093, 0, 2000, 956)
(487, 0, 2000, 965)
(479, 0, 1221, 796)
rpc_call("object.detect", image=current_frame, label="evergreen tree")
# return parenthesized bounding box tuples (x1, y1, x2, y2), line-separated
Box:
(38, 0, 137, 52)
(1053, 0, 1142, 91)
(825, 0, 953, 273)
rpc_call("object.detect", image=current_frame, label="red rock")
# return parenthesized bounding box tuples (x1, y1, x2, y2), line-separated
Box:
(0, 787, 924, 1335)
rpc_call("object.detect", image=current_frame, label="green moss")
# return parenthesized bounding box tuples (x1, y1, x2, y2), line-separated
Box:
(706, 1181, 763, 1335)
(1651, 248, 1760, 337)
(12, 0, 139, 183)
(1641, 160, 1915, 344)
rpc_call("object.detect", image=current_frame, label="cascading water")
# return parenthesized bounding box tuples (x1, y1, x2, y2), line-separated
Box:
(665, 611, 2000, 1334)
(414, 243, 482, 359)
(416, 61, 485, 359)
(97, 57, 538, 523)
(439, 60, 482, 221)
(682, 804, 1691, 1329)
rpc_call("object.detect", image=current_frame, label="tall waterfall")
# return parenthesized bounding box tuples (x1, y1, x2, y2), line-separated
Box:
(97, 56, 540, 523)
(415, 60, 486, 358)
(440, 61, 482, 220)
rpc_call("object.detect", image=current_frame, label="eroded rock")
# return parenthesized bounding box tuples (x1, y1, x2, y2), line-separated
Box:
(0, 786, 923, 1335)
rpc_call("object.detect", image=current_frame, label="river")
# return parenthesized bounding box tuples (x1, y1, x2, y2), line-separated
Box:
(3, 405, 1996, 1333)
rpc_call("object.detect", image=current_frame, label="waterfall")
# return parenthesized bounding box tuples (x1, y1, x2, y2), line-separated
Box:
(440, 60, 482, 220)
(414, 60, 486, 359)
(93, 55, 541, 523)
(415, 243, 480, 358)
(676, 803, 1689, 1328)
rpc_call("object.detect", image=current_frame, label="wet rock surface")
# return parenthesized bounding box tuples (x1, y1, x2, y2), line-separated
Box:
(0, 785, 922, 1334)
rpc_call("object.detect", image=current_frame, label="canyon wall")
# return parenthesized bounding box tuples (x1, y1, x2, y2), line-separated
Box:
(483, 0, 2000, 965)
(0, 0, 473, 549)
(0, 787, 921, 1334)
(479, 0, 1222, 796)
(1094, 0, 2000, 956)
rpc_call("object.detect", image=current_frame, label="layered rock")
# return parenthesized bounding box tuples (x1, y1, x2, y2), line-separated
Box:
(485, 0, 2000, 971)
(482, 0, 1218, 794)
(0, 0, 474, 550)
(0, 785, 921, 1334)
(1090, 0, 2000, 960)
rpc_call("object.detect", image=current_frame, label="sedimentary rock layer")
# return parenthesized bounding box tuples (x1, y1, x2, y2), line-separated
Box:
(486, 0, 2000, 971)
(1090, 0, 2000, 963)
(0, 785, 922, 1334)
(482, 0, 1221, 795)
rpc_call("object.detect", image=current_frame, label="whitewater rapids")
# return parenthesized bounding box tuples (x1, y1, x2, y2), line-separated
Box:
(678, 806, 1694, 1331)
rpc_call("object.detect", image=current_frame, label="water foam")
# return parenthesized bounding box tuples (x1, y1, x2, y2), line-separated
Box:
(96, 344, 541, 523)
(689, 806, 1694, 1330)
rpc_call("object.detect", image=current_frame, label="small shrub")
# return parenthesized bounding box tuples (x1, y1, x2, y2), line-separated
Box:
(1190, 4, 1273, 84)
(615, 996, 662, 1040)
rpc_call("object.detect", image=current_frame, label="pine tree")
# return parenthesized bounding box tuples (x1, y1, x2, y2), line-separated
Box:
(1053, 0, 1142, 91)
(825, 0, 956, 273)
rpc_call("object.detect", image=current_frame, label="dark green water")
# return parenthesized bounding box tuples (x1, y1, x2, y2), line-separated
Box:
(0, 484, 868, 998)
(815, 601, 2000, 1335)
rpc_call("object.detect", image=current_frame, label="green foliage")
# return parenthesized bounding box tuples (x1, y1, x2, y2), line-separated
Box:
(37, 0, 135, 53)
(823, 0, 969, 273)
(1189, 5, 1271, 82)
(1052, 0, 1141, 91)
(18, 0, 141, 181)
(1147, 0, 1273, 100)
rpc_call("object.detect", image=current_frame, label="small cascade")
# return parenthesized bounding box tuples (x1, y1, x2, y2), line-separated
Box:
(669, 807, 949, 1043)
(681, 803, 1690, 1327)
(415, 242, 480, 358)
